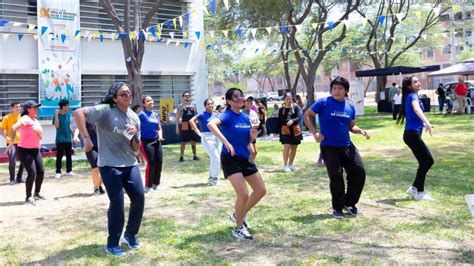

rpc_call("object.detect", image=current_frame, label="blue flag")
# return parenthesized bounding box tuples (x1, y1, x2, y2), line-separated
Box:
(195, 31, 201, 40)
(18, 34, 24, 41)
(61, 34, 66, 43)
(41, 26, 48, 36)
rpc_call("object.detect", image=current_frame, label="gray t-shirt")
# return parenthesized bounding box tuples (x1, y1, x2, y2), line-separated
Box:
(85, 104, 141, 167)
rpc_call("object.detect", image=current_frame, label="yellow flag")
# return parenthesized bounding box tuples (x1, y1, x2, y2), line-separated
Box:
(452, 4, 462, 14)
(172, 18, 177, 29)
(222, 30, 229, 38)
(33, 34, 38, 40)
(414, 10, 422, 19)
(28, 24, 36, 32)
(183, 31, 188, 39)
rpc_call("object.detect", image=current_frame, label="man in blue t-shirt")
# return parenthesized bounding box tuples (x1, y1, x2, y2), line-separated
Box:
(303, 76, 370, 219)
(53, 99, 78, 179)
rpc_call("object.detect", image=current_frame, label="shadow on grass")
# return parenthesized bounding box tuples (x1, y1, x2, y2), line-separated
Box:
(175, 227, 230, 250)
(376, 198, 413, 206)
(0, 201, 25, 207)
(26, 244, 104, 265)
(53, 193, 92, 200)
(290, 213, 334, 223)
(170, 183, 209, 189)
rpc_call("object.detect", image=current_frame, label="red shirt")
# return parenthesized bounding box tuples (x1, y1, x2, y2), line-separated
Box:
(454, 83, 468, 96)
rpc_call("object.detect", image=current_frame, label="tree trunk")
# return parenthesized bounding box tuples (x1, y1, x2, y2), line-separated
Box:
(375, 75, 387, 102)
(303, 68, 317, 106)
(290, 70, 300, 98)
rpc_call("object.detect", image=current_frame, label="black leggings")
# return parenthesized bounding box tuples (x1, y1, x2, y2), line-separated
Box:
(140, 138, 163, 188)
(403, 130, 434, 192)
(321, 145, 366, 210)
(17, 147, 45, 200)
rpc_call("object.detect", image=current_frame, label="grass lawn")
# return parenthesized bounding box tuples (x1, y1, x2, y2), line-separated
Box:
(0, 110, 472, 264)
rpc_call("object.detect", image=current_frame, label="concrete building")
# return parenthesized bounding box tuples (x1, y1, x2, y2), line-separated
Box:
(0, 0, 207, 148)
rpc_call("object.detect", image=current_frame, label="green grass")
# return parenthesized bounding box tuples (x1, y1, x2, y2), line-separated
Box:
(0, 110, 472, 264)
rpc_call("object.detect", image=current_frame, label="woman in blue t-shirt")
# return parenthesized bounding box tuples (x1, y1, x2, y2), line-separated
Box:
(138, 96, 164, 193)
(304, 76, 370, 219)
(208, 88, 266, 241)
(396, 76, 435, 201)
(189, 98, 221, 186)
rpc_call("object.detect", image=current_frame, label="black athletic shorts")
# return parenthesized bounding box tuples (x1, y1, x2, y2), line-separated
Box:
(85, 146, 98, 169)
(221, 152, 258, 178)
(180, 129, 199, 142)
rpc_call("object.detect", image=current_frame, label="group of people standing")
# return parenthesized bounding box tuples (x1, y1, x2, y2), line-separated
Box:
(0, 74, 438, 256)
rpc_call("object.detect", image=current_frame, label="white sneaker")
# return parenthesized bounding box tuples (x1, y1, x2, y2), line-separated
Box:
(55, 173, 62, 179)
(232, 226, 253, 240)
(406, 186, 417, 198)
(288, 165, 297, 171)
(415, 192, 436, 201)
(283, 166, 291, 172)
(66, 171, 77, 176)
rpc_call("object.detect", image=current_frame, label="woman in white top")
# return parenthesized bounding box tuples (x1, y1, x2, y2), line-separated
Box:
(392, 88, 402, 120)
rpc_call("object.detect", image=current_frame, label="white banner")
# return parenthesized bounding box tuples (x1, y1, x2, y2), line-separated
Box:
(37, 0, 80, 117)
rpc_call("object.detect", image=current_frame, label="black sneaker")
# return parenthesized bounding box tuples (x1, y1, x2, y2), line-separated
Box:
(34, 193, 46, 200)
(232, 226, 253, 240)
(344, 206, 358, 216)
(193, 156, 200, 161)
(99, 186, 106, 194)
(333, 209, 344, 219)
(179, 157, 184, 162)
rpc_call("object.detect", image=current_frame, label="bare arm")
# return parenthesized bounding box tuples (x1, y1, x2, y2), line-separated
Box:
(189, 115, 201, 137)
(208, 118, 235, 156)
(6, 121, 23, 151)
(73, 109, 93, 152)
(303, 109, 324, 143)
(175, 107, 182, 135)
(412, 99, 433, 136)
(0, 127, 7, 142)
(349, 120, 370, 139)
(53, 110, 60, 128)
(157, 123, 164, 141)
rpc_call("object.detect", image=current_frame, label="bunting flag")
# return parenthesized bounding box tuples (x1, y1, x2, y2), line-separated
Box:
(433, 7, 441, 16)
(169, 32, 175, 39)
(236, 28, 244, 38)
(265, 27, 272, 34)
(166, 21, 171, 29)
(327, 21, 334, 31)
(183, 31, 188, 39)
(361, 18, 368, 27)
(250, 28, 257, 38)
(74, 30, 80, 39)
(210, 0, 216, 14)
(452, 4, 462, 13)
(209, 31, 214, 38)
(33, 34, 38, 40)
(202, 5, 210, 16)
(175, 41, 180, 46)
(99, 33, 104, 42)
(28, 24, 36, 32)
(41, 26, 48, 36)
(2, 34, 9, 42)
(184, 42, 189, 48)
(395, 13, 405, 22)
(166, 39, 171, 46)
(311, 23, 318, 29)
(0, 20, 8, 27)
(172, 18, 177, 29)
(149, 26, 156, 36)
(414, 10, 422, 19)
(13, 22, 22, 27)
(222, 30, 228, 37)
(254, 48, 259, 54)
(294, 24, 303, 32)
(18, 34, 24, 41)
(195, 31, 201, 40)
(178, 16, 183, 28)
(61, 33, 67, 43)
(378, 16, 385, 25)
(185, 13, 190, 25)
(139, 30, 146, 42)
(280, 26, 287, 33)
(223, 0, 229, 10)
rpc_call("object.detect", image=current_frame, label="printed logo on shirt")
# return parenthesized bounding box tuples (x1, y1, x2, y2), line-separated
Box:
(235, 123, 251, 129)
(330, 111, 350, 118)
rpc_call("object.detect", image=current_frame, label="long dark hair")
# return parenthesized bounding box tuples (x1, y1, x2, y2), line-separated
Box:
(225, 88, 243, 109)
(396, 76, 415, 125)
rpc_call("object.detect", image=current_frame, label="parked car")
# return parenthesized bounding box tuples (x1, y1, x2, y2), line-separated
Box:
(267, 92, 282, 102)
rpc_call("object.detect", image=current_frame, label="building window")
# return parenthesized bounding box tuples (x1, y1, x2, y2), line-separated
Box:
(0, 74, 38, 117)
(427, 48, 434, 58)
(465, 30, 472, 37)
(442, 45, 451, 54)
(81, 75, 191, 110)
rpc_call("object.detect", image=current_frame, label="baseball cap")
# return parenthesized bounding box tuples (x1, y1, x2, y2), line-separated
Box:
(23, 100, 42, 109)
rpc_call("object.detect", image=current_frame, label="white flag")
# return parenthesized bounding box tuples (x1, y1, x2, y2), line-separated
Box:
(250, 28, 257, 38)
(265, 27, 272, 34)
(2, 34, 10, 42)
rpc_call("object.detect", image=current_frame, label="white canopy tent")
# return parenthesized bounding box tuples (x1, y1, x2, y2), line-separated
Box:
(428, 58, 474, 78)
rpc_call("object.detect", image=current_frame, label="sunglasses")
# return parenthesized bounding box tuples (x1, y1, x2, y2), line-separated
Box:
(117, 92, 132, 98)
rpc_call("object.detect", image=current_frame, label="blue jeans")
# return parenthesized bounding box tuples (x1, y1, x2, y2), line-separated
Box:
(99, 165, 144, 247)
(438, 97, 445, 112)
